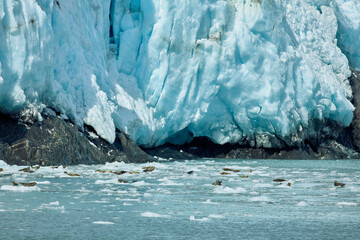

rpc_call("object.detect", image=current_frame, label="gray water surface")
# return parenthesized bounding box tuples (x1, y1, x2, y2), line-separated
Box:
(0, 159, 359, 239)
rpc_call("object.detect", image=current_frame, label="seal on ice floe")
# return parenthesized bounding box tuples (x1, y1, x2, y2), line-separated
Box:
(20, 182, 37, 187)
(18, 167, 35, 173)
(11, 181, 37, 187)
(64, 171, 81, 177)
(142, 166, 155, 172)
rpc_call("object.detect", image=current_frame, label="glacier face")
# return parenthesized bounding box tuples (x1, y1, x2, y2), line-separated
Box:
(0, 0, 359, 147)
(333, 0, 360, 70)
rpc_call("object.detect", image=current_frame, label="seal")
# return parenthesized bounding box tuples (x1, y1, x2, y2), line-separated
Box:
(142, 166, 155, 172)
(212, 180, 222, 186)
(273, 178, 286, 182)
(111, 171, 127, 175)
(64, 171, 81, 177)
(223, 168, 240, 172)
(20, 182, 37, 187)
(118, 179, 129, 183)
(334, 180, 345, 187)
(18, 167, 35, 173)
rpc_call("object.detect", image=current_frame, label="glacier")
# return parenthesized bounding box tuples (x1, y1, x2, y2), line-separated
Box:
(0, 0, 359, 148)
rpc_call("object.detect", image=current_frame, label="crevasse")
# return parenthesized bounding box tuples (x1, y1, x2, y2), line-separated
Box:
(0, 0, 359, 147)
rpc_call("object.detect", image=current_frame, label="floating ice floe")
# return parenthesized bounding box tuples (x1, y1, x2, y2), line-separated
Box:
(0, 209, 26, 212)
(297, 201, 308, 207)
(95, 178, 120, 185)
(208, 214, 226, 219)
(158, 177, 184, 186)
(202, 199, 219, 205)
(36, 181, 51, 185)
(143, 193, 152, 198)
(337, 202, 358, 207)
(93, 221, 116, 225)
(249, 196, 273, 202)
(141, 212, 170, 218)
(213, 186, 247, 194)
(190, 216, 211, 222)
(254, 183, 273, 188)
(132, 181, 150, 186)
(1, 185, 41, 192)
(35, 201, 65, 212)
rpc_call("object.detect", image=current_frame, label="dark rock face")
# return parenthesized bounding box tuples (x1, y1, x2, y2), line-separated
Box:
(226, 140, 360, 159)
(225, 147, 314, 160)
(145, 137, 236, 160)
(349, 69, 360, 151)
(146, 137, 360, 160)
(144, 146, 197, 160)
(317, 139, 360, 159)
(0, 114, 127, 166)
(118, 132, 155, 163)
(228, 140, 360, 160)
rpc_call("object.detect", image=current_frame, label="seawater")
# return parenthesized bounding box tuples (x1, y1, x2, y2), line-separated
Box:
(0, 159, 359, 239)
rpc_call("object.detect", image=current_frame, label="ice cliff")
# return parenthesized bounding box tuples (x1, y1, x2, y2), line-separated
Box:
(0, 0, 359, 148)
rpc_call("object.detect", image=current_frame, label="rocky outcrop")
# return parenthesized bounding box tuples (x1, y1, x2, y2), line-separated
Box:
(0, 114, 128, 166)
(146, 137, 360, 160)
(349, 69, 360, 151)
(117, 132, 155, 163)
(0, 110, 159, 166)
